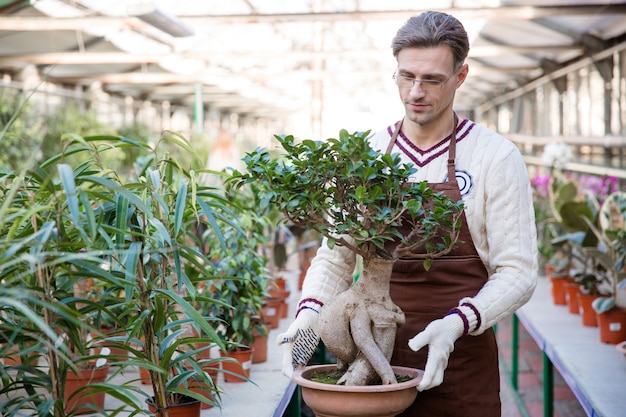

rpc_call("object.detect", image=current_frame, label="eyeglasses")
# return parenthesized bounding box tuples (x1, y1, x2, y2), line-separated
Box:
(392, 71, 456, 91)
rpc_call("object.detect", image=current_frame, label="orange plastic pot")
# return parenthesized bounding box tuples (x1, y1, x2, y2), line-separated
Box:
(64, 365, 110, 414)
(564, 282, 580, 314)
(220, 347, 254, 383)
(577, 293, 601, 327)
(597, 308, 626, 344)
(550, 277, 573, 305)
(146, 394, 201, 416)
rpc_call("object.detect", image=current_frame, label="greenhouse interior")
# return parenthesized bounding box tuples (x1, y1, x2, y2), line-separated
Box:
(1, 1, 626, 417)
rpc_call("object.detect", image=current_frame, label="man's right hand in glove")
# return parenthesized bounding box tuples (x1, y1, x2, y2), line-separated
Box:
(277, 308, 320, 378)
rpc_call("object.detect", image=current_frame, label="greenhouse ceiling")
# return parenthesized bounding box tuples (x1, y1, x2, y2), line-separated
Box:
(0, 0, 625, 136)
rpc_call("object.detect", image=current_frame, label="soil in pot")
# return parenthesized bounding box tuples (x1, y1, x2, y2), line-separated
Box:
(64, 364, 110, 414)
(220, 347, 254, 383)
(146, 394, 201, 417)
(292, 364, 422, 417)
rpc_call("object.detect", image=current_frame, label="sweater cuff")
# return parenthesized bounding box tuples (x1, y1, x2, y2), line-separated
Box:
(458, 302, 481, 334)
(296, 298, 324, 318)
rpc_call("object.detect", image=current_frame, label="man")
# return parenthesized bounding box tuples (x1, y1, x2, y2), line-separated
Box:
(279, 11, 537, 416)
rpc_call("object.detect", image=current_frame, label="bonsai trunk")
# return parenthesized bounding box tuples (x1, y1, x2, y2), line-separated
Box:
(318, 256, 405, 385)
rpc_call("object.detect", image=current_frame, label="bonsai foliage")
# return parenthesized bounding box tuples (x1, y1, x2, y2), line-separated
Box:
(230, 129, 463, 385)
(232, 130, 463, 266)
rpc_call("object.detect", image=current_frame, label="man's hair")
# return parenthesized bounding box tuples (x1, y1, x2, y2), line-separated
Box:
(391, 11, 470, 71)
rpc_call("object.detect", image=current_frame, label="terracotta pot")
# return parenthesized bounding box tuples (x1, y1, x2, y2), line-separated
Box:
(545, 264, 555, 279)
(262, 297, 282, 329)
(269, 288, 290, 318)
(183, 367, 219, 410)
(550, 277, 573, 305)
(220, 347, 254, 383)
(139, 366, 151, 385)
(299, 260, 311, 290)
(94, 328, 129, 362)
(251, 329, 268, 364)
(597, 308, 626, 344)
(293, 364, 422, 417)
(2, 342, 39, 366)
(64, 365, 110, 414)
(577, 293, 601, 327)
(146, 394, 201, 416)
(564, 282, 580, 314)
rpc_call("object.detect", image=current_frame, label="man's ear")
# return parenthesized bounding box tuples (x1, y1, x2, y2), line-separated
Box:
(456, 64, 469, 88)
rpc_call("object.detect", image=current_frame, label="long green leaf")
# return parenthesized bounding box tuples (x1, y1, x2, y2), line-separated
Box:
(173, 182, 187, 237)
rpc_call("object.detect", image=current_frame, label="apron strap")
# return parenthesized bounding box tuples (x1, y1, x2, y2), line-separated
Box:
(386, 114, 459, 182)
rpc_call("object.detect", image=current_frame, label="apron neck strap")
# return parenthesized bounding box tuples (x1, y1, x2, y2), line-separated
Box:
(386, 114, 459, 181)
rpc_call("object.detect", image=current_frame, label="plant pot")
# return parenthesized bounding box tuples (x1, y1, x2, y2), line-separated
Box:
(550, 277, 573, 305)
(220, 347, 254, 383)
(292, 364, 422, 417)
(139, 366, 151, 385)
(94, 328, 129, 362)
(564, 282, 580, 314)
(146, 394, 201, 417)
(577, 293, 601, 327)
(2, 342, 39, 366)
(268, 288, 290, 318)
(299, 260, 311, 290)
(251, 329, 268, 364)
(183, 367, 219, 410)
(262, 297, 282, 329)
(597, 308, 626, 344)
(64, 365, 110, 414)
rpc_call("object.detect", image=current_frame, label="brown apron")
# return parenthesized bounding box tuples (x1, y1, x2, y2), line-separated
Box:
(385, 117, 500, 417)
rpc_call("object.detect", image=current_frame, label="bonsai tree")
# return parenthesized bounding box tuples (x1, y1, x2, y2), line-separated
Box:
(229, 129, 463, 386)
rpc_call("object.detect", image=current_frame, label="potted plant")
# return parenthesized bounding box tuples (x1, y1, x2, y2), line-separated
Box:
(0, 157, 125, 416)
(0, 130, 252, 416)
(82, 131, 245, 414)
(582, 191, 626, 343)
(204, 206, 271, 382)
(229, 129, 463, 415)
(543, 177, 599, 305)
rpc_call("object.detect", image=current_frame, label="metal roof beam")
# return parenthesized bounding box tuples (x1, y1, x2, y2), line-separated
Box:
(1, 5, 626, 30)
(0, 44, 584, 65)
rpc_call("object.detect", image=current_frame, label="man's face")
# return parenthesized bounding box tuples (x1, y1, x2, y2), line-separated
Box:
(395, 46, 467, 127)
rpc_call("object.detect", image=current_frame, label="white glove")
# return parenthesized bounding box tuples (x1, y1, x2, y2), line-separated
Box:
(408, 313, 464, 391)
(277, 309, 320, 378)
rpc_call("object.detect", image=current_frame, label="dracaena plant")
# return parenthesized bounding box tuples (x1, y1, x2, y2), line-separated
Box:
(0, 131, 250, 416)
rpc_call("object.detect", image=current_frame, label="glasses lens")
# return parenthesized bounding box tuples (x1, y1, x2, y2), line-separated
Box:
(395, 75, 442, 91)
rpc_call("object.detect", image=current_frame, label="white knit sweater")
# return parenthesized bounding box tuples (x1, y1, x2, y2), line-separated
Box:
(299, 117, 538, 335)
